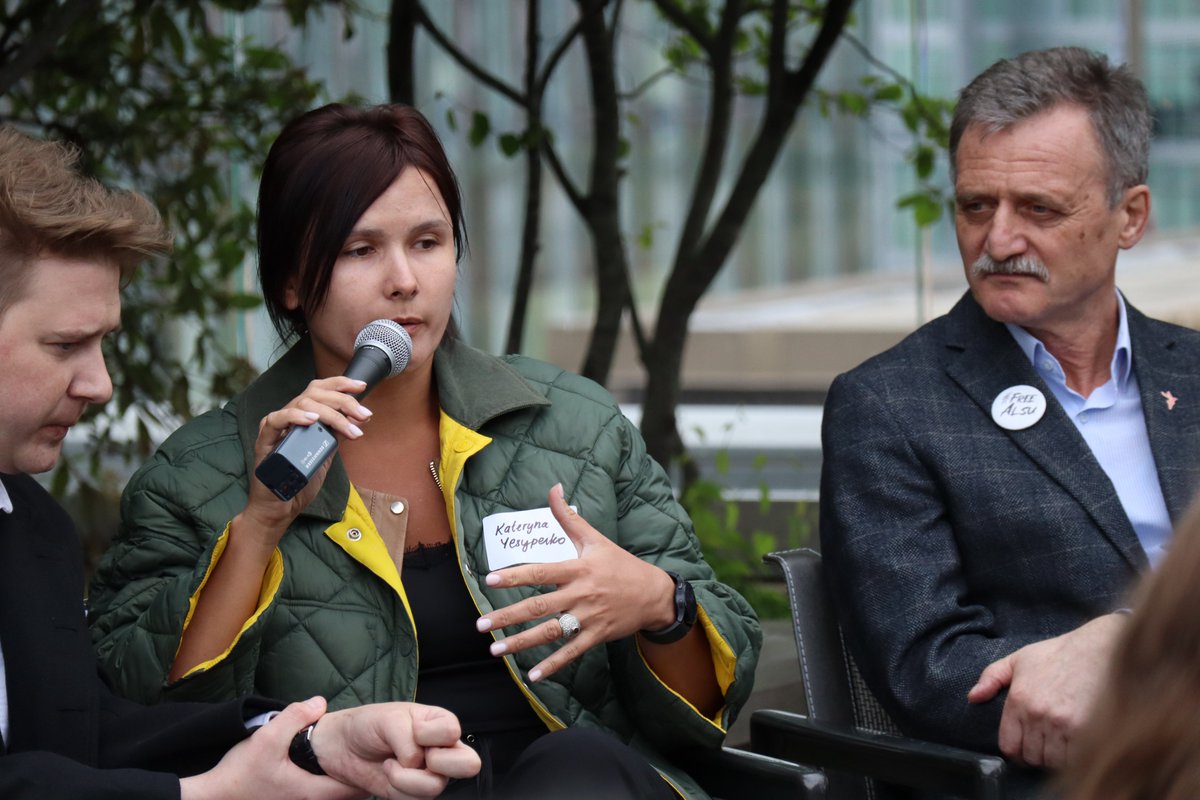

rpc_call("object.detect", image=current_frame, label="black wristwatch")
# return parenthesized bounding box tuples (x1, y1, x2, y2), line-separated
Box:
(640, 570, 697, 644)
(289, 722, 326, 775)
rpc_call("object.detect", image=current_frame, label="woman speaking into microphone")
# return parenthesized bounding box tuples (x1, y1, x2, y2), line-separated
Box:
(89, 103, 761, 800)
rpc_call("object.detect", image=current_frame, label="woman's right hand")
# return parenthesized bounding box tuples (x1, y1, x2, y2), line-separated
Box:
(241, 376, 374, 547)
(168, 376, 376, 683)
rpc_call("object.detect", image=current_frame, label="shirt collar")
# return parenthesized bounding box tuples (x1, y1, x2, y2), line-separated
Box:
(1006, 290, 1132, 392)
(0, 476, 12, 515)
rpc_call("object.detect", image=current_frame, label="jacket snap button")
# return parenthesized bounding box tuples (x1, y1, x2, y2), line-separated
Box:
(347, 528, 362, 541)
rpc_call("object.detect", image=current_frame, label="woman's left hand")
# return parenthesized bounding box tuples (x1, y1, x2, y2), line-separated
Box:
(475, 483, 677, 682)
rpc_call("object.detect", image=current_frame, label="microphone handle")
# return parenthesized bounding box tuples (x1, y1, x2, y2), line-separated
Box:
(342, 345, 392, 400)
(254, 344, 392, 501)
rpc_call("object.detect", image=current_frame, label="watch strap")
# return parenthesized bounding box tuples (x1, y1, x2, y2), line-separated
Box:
(640, 570, 697, 645)
(289, 722, 326, 775)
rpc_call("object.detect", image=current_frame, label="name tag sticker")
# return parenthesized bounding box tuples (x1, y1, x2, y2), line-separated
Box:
(482, 507, 579, 570)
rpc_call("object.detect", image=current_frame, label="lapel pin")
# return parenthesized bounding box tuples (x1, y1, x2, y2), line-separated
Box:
(1161, 390, 1178, 411)
(992, 384, 1047, 431)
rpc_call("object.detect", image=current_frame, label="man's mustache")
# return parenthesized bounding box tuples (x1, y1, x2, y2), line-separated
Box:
(970, 253, 1050, 282)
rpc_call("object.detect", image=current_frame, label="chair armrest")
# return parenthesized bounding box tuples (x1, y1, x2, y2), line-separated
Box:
(751, 709, 1006, 800)
(674, 745, 828, 800)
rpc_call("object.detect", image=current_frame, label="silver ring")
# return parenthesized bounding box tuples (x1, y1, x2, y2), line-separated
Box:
(557, 612, 582, 640)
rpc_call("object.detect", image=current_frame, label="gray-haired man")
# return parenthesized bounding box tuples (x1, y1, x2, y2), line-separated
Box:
(820, 46, 1200, 793)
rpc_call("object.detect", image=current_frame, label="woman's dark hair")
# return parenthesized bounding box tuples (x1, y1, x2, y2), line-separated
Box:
(257, 103, 466, 343)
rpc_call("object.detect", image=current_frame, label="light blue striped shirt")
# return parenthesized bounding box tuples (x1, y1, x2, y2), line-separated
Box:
(1006, 292, 1171, 568)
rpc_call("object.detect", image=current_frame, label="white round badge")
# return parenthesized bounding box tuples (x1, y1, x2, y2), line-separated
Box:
(991, 385, 1047, 431)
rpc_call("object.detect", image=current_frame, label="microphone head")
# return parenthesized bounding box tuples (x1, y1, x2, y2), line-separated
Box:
(354, 319, 412, 378)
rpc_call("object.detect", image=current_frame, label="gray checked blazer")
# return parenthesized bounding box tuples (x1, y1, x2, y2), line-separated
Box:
(819, 291, 1200, 758)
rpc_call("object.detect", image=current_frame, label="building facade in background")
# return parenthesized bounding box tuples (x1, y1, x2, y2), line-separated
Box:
(233, 1, 1200, 382)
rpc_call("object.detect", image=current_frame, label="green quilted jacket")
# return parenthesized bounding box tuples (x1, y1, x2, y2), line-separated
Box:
(89, 338, 761, 798)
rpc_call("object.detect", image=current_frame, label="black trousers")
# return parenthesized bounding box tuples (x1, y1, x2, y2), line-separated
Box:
(442, 726, 678, 800)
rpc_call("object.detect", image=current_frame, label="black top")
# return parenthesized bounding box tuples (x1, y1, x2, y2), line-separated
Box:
(403, 542, 542, 734)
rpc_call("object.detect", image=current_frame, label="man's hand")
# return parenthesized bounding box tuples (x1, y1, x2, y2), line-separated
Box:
(179, 697, 480, 800)
(967, 613, 1126, 768)
(180, 697, 362, 800)
(313, 702, 481, 799)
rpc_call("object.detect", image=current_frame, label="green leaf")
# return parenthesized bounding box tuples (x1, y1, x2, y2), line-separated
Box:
(873, 83, 904, 102)
(735, 75, 767, 95)
(915, 145, 935, 179)
(724, 500, 740, 529)
(224, 293, 263, 310)
(445, 108, 457, 131)
(902, 194, 945, 227)
(499, 132, 522, 157)
(468, 112, 490, 147)
(837, 91, 869, 116)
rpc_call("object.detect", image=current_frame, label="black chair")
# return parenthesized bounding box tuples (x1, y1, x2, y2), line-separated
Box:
(680, 745, 828, 799)
(753, 548, 1007, 800)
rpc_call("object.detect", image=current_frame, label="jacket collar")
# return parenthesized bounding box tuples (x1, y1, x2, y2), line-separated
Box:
(432, 340, 551, 429)
(234, 337, 549, 523)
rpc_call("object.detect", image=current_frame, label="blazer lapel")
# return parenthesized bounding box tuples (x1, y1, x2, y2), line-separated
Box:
(941, 294, 1146, 570)
(1127, 304, 1200, 522)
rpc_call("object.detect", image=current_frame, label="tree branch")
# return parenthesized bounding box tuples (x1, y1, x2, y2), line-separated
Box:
(675, 0, 855, 312)
(649, 0, 714, 54)
(535, 12, 586, 96)
(783, 0, 853, 106)
(540, 137, 587, 213)
(388, 0, 417, 103)
(838, 27, 947, 135)
(413, 1, 525, 106)
(624, 278, 649, 358)
(839, 27, 907, 83)
(506, 0, 544, 354)
(619, 65, 675, 100)
(671, 0, 743, 264)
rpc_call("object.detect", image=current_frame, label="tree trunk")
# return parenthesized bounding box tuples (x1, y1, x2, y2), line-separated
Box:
(641, 295, 692, 474)
(639, 0, 856, 470)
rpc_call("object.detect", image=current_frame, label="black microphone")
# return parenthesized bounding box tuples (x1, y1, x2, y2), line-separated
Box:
(254, 319, 412, 501)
